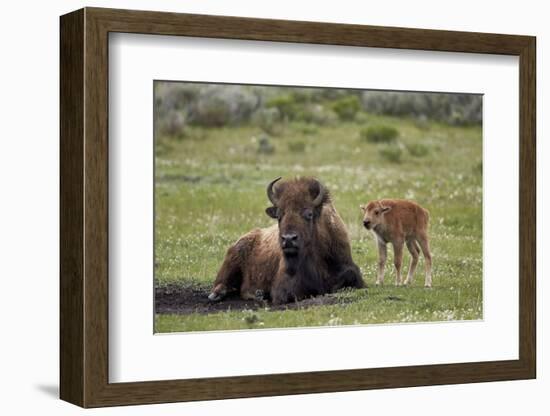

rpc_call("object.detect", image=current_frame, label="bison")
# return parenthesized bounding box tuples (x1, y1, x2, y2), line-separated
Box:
(360, 199, 432, 287)
(208, 177, 364, 305)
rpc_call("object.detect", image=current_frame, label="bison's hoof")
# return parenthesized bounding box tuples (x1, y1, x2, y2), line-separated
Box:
(424, 284, 432, 289)
(255, 289, 265, 301)
(208, 292, 222, 302)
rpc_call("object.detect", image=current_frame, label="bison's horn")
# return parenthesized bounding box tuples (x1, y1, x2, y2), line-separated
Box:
(312, 180, 326, 207)
(266, 177, 282, 205)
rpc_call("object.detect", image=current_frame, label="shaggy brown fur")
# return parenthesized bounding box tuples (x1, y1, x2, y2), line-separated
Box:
(209, 177, 364, 305)
(360, 199, 432, 287)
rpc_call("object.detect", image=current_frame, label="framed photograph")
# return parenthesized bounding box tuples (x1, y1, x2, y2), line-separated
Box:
(60, 7, 536, 408)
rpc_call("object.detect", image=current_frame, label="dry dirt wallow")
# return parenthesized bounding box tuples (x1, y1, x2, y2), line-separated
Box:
(155, 283, 354, 315)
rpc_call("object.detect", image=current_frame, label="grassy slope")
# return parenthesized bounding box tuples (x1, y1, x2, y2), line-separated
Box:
(155, 114, 482, 332)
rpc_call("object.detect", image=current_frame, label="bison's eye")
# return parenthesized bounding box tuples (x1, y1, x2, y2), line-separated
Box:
(374, 210, 380, 215)
(303, 209, 314, 221)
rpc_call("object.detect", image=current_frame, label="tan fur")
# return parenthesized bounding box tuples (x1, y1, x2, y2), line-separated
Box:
(360, 199, 432, 287)
(210, 178, 364, 305)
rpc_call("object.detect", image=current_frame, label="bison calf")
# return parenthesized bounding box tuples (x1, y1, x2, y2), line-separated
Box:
(360, 199, 432, 287)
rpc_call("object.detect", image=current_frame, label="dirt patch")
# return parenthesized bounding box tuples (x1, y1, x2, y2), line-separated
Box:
(155, 283, 352, 315)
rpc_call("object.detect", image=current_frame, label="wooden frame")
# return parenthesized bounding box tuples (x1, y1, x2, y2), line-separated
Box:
(60, 7, 536, 408)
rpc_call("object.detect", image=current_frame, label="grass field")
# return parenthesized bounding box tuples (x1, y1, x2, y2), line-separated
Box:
(154, 113, 483, 333)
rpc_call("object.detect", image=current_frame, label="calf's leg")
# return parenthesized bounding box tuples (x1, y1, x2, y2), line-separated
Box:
(404, 239, 420, 285)
(375, 239, 387, 286)
(392, 239, 405, 286)
(417, 233, 433, 288)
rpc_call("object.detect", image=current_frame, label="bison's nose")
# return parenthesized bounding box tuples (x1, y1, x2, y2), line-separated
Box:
(281, 233, 298, 246)
(363, 220, 371, 229)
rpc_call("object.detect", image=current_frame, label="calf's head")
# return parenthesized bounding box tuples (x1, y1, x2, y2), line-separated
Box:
(360, 201, 391, 230)
(265, 177, 328, 271)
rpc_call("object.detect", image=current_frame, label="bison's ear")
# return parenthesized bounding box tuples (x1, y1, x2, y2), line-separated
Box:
(265, 206, 278, 219)
(381, 206, 392, 214)
(359, 204, 366, 212)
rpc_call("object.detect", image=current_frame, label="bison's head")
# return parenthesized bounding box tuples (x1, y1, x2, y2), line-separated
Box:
(265, 177, 329, 273)
(360, 200, 391, 230)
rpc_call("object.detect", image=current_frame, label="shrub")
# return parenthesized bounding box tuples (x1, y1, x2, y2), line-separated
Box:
(154, 82, 199, 137)
(290, 89, 314, 104)
(331, 95, 362, 121)
(254, 107, 284, 136)
(296, 123, 319, 135)
(156, 109, 186, 137)
(288, 141, 306, 153)
(257, 135, 275, 154)
(155, 83, 200, 116)
(414, 114, 430, 130)
(360, 125, 399, 143)
(266, 95, 299, 121)
(361, 91, 482, 126)
(406, 142, 430, 157)
(155, 83, 262, 129)
(379, 145, 403, 163)
(192, 85, 259, 127)
(294, 104, 337, 125)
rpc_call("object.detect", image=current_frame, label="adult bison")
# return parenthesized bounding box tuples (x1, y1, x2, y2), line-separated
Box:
(208, 177, 364, 305)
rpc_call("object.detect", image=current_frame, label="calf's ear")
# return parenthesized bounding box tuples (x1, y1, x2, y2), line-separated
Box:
(265, 206, 278, 219)
(359, 204, 366, 212)
(381, 206, 392, 214)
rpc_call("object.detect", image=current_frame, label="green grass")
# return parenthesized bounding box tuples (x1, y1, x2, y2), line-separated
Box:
(155, 113, 483, 333)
